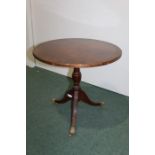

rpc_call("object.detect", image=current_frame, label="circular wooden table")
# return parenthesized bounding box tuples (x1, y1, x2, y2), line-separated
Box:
(33, 38, 122, 136)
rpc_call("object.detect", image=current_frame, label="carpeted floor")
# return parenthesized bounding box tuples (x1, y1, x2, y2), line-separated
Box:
(26, 66, 129, 155)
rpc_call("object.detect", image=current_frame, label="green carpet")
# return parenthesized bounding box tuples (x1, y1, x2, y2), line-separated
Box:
(26, 66, 129, 155)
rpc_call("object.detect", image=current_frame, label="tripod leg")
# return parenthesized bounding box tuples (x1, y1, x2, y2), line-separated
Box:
(69, 91, 78, 136)
(79, 89, 104, 106)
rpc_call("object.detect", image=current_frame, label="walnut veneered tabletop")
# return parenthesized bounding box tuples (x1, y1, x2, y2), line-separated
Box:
(33, 38, 122, 68)
(33, 38, 122, 136)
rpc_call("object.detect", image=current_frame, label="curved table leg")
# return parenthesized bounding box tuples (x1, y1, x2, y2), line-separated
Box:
(69, 91, 78, 136)
(79, 89, 103, 106)
(53, 89, 73, 104)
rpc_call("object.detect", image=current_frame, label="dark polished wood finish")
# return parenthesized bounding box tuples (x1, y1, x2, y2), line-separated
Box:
(54, 68, 102, 135)
(33, 38, 122, 68)
(33, 38, 122, 136)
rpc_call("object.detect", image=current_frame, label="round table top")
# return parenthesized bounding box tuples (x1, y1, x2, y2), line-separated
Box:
(33, 38, 122, 68)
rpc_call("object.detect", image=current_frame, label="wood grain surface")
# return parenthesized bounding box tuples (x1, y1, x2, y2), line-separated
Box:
(33, 38, 122, 68)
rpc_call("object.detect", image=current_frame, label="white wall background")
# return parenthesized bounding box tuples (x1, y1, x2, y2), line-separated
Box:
(26, 0, 35, 67)
(27, 0, 129, 96)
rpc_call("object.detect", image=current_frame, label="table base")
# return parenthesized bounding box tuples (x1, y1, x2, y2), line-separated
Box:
(52, 68, 104, 136)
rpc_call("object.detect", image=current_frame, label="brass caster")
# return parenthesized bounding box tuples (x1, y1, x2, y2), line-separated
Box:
(69, 126, 76, 136)
(51, 98, 57, 104)
(101, 101, 105, 106)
